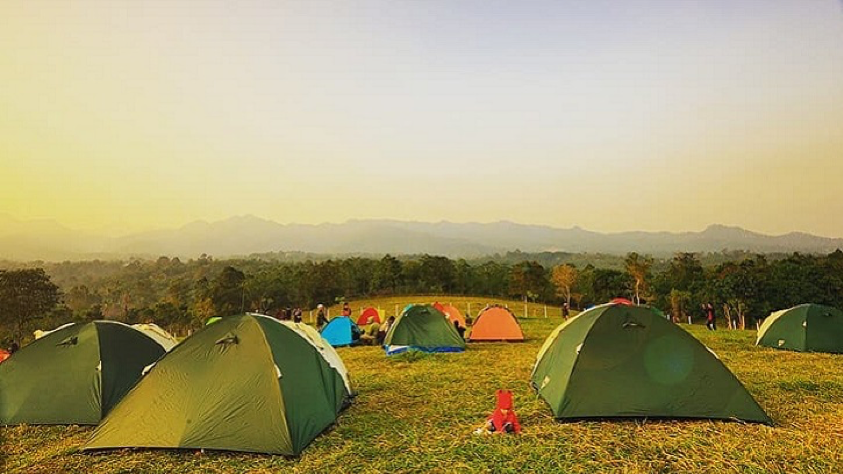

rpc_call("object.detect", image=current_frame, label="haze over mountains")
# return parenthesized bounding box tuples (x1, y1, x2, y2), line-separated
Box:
(1, 214, 842, 262)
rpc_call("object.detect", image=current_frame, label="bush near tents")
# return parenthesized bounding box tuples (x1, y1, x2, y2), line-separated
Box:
(84, 314, 351, 456)
(531, 303, 771, 424)
(0, 321, 166, 426)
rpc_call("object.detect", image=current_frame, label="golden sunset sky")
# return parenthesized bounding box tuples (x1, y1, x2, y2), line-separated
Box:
(2, 1, 842, 236)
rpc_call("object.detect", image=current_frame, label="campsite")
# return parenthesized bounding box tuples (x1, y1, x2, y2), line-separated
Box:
(1, 296, 841, 473)
(3, 1, 843, 472)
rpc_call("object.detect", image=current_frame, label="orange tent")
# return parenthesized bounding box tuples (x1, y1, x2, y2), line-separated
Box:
(468, 306, 524, 342)
(436, 303, 466, 328)
(357, 307, 381, 325)
(0, 350, 10, 364)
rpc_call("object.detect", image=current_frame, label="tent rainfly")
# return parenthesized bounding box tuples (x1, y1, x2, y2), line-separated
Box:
(757, 304, 843, 353)
(531, 303, 771, 424)
(383, 305, 466, 355)
(0, 321, 166, 425)
(84, 313, 351, 455)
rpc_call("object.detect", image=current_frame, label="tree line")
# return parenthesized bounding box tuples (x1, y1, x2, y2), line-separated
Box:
(2, 249, 842, 343)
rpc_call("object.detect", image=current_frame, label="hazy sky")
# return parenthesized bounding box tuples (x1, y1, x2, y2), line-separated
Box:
(2, 1, 842, 236)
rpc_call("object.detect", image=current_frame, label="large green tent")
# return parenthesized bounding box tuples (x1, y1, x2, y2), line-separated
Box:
(0, 321, 166, 425)
(531, 304, 771, 424)
(383, 304, 466, 355)
(84, 313, 351, 455)
(757, 304, 843, 353)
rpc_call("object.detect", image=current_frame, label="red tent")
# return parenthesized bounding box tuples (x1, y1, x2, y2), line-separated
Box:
(610, 298, 634, 306)
(357, 307, 381, 325)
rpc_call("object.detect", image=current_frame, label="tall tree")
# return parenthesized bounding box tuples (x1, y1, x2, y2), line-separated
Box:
(551, 264, 578, 307)
(509, 261, 548, 302)
(0, 268, 61, 342)
(373, 254, 402, 294)
(624, 252, 653, 305)
(209, 266, 246, 315)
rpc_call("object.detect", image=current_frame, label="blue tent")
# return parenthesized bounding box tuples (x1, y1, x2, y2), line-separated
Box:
(320, 317, 361, 347)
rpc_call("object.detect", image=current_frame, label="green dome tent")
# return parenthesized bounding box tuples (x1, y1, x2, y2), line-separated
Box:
(84, 313, 351, 455)
(0, 321, 166, 425)
(531, 304, 771, 424)
(383, 304, 466, 355)
(757, 304, 843, 353)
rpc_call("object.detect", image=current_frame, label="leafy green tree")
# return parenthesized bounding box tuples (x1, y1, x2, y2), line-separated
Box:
(509, 261, 548, 302)
(418, 255, 456, 293)
(0, 268, 61, 342)
(210, 266, 246, 315)
(372, 254, 402, 294)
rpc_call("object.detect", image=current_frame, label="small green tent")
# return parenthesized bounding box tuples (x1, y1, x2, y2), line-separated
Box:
(0, 321, 166, 425)
(757, 304, 843, 353)
(84, 313, 351, 455)
(383, 305, 466, 355)
(531, 304, 771, 424)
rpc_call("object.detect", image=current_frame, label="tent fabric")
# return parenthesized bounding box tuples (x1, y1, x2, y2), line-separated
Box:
(531, 304, 771, 424)
(0, 321, 165, 426)
(132, 324, 179, 351)
(357, 307, 382, 326)
(320, 317, 360, 347)
(757, 304, 843, 353)
(468, 306, 524, 342)
(0, 350, 9, 364)
(84, 314, 351, 456)
(383, 305, 466, 355)
(439, 304, 466, 328)
(281, 320, 353, 394)
(610, 298, 634, 305)
(33, 322, 75, 340)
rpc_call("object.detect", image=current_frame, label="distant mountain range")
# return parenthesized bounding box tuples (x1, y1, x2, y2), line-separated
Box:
(1, 214, 842, 261)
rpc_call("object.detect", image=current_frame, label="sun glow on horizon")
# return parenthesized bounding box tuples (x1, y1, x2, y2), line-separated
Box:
(2, 1, 842, 236)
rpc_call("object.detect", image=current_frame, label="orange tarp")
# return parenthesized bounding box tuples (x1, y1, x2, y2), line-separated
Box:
(468, 307, 524, 341)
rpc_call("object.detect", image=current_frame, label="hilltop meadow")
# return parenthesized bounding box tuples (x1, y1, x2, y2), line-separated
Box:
(2, 296, 841, 474)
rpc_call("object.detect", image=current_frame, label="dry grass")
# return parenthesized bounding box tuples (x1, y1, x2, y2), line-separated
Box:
(2, 296, 841, 473)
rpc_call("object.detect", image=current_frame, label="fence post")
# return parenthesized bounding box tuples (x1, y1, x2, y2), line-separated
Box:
(544, 305, 547, 318)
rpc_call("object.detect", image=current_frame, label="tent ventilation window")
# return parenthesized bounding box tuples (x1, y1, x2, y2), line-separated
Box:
(215, 335, 239, 345)
(57, 336, 78, 346)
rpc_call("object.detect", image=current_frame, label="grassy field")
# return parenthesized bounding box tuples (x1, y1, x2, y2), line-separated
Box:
(2, 296, 842, 473)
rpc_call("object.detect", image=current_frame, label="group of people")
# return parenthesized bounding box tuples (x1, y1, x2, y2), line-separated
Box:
(274, 306, 304, 323)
